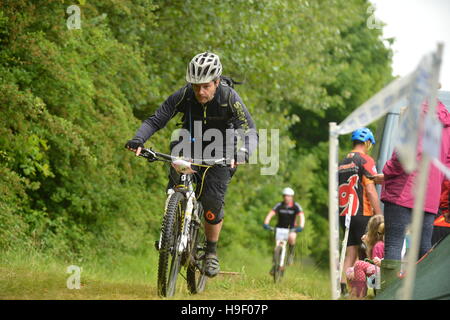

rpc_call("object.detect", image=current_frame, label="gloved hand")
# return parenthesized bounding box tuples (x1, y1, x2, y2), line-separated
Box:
(263, 224, 271, 230)
(295, 227, 303, 233)
(125, 139, 144, 151)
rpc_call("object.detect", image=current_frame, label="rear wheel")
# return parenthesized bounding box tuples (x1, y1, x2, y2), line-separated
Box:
(187, 207, 207, 294)
(287, 245, 295, 266)
(157, 192, 184, 297)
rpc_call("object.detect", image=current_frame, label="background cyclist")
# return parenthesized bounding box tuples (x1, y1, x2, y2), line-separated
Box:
(263, 187, 305, 272)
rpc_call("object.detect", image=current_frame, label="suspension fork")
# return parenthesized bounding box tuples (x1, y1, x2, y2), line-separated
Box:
(177, 184, 195, 254)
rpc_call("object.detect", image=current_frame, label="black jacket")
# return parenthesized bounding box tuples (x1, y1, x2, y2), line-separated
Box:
(133, 82, 258, 161)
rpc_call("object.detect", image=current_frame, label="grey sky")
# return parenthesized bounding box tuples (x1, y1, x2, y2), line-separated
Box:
(371, 0, 450, 90)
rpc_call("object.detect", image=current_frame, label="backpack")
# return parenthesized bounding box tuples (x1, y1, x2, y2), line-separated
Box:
(173, 76, 243, 125)
(220, 75, 243, 89)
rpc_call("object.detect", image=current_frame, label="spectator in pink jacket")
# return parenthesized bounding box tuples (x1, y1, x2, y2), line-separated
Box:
(381, 99, 450, 262)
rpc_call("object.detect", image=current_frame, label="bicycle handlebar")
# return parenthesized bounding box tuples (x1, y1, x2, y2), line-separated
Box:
(265, 226, 300, 233)
(138, 148, 232, 167)
(139, 148, 173, 162)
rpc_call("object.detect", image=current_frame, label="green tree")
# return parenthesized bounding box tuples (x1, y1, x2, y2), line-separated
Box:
(0, 0, 393, 267)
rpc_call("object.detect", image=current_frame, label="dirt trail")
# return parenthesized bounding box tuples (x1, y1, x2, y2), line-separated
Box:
(0, 263, 327, 300)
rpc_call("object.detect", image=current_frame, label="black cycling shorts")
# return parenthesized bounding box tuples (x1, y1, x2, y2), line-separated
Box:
(168, 165, 236, 225)
(339, 215, 370, 247)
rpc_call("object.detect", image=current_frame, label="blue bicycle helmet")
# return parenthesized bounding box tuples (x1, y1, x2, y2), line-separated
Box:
(351, 128, 376, 145)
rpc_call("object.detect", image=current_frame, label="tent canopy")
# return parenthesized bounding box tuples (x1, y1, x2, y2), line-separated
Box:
(376, 235, 450, 300)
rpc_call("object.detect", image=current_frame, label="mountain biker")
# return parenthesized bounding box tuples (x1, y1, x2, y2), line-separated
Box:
(338, 127, 381, 296)
(263, 187, 305, 272)
(125, 52, 258, 278)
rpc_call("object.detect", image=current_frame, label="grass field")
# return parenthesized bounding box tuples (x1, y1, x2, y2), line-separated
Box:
(0, 246, 330, 300)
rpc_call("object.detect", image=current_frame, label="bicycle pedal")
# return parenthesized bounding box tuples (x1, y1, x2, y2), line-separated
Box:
(154, 240, 160, 251)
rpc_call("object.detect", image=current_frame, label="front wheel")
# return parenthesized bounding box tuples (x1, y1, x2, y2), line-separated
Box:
(157, 192, 185, 297)
(273, 245, 284, 283)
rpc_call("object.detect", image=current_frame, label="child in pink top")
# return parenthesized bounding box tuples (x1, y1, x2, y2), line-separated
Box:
(346, 215, 384, 298)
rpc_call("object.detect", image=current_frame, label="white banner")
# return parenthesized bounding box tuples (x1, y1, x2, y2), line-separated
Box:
(337, 72, 414, 135)
(398, 44, 444, 300)
(432, 158, 450, 179)
(337, 50, 440, 142)
(395, 51, 441, 173)
(423, 114, 443, 160)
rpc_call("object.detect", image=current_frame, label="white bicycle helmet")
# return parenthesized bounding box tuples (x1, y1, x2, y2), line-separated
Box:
(282, 187, 295, 196)
(186, 52, 222, 84)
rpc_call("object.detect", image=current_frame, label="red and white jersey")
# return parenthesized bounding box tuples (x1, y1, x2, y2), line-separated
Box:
(338, 150, 377, 217)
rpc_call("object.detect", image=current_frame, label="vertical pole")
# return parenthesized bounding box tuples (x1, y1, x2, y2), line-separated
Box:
(329, 122, 340, 300)
(398, 154, 430, 300)
(399, 43, 443, 300)
(339, 194, 353, 284)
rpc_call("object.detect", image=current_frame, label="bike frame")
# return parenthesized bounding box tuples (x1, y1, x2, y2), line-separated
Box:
(175, 174, 197, 255)
(142, 148, 227, 260)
